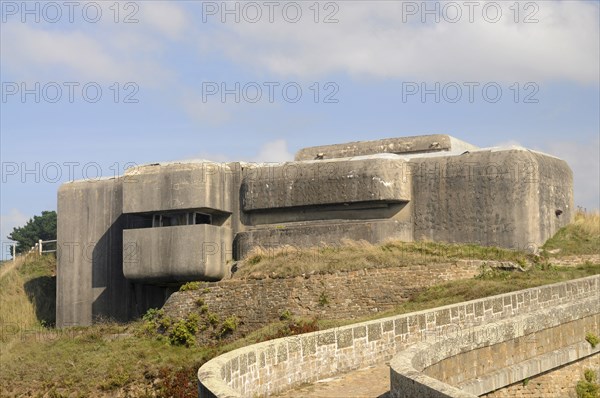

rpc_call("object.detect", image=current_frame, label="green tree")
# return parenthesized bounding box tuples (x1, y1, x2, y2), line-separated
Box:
(8, 211, 57, 254)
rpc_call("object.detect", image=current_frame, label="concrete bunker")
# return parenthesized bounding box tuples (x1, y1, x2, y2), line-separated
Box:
(56, 135, 574, 327)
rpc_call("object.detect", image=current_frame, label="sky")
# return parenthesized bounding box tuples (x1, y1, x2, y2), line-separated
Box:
(1, 0, 599, 258)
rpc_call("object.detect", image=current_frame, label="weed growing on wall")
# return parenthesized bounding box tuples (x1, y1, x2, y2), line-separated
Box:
(318, 291, 330, 307)
(168, 314, 199, 347)
(217, 316, 240, 339)
(179, 281, 201, 291)
(279, 309, 292, 321)
(585, 332, 599, 349)
(576, 369, 599, 398)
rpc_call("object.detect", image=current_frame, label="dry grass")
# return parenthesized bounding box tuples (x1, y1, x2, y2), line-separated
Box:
(0, 254, 215, 397)
(0, 254, 56, 374)
(234, 238, 531, 279)
(1, 212, 598, 397)
(0, 320, 216, 397)
(543, 210, 600, 256)
(0, 244, 597, 397)
(573, 210, 600, 236)
(236, 211, 600, 279)
(0, 254, 45, 337)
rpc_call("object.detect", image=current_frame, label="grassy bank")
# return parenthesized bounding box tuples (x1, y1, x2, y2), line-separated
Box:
(543, 210, 600, 256)
(233, 262, 599, 344)
(235, 240, 532, 279)
(1, 261, 597, 397)
(1, 211, 598, 397)
(0, 254, 55, 336)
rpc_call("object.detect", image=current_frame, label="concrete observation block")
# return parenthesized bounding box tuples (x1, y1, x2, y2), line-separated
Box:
(56, 135, 573, 327)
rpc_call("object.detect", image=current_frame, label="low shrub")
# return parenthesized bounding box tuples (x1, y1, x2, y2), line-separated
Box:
(179, 282, 201, 292)
(586, 332, 599, 349)
(576, 368, 599, 398)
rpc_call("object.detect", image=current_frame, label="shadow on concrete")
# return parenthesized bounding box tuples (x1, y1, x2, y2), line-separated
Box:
(92, 215, 170, 323)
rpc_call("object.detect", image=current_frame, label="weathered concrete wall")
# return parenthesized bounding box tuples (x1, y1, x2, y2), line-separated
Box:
(121, 161, 236, 284)
(295, 134, 478, 161)
(123, 162, 233, 214)
(237, 158, 414, 254)
(123, 225, 232, 283)
(163, 261, 481, 341)
(233, 219, 413, 260)
(56, 178, 129, 327)
(57, 178, 168, 327)
(411, 149, 573, 250)
(197, 275, 599, 398)
(482, 354, 600, 398)
(56, 136, 576, 327)
(241, 158, 411, 211)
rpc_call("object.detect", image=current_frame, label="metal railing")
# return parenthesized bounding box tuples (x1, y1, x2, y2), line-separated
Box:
(11, 239, 57, 261)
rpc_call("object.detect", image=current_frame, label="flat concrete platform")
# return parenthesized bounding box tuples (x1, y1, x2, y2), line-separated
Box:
(274, 363, 390, 398)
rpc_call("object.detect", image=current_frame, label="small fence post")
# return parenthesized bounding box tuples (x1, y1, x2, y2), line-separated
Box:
(12, 243, 16, 262)
(38, 239, 42, 255)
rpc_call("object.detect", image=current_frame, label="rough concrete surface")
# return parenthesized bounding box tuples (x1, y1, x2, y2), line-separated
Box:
(56, 135, 574, 326)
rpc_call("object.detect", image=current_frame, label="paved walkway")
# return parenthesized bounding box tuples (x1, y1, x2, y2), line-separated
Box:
(275, 363, 390, 398)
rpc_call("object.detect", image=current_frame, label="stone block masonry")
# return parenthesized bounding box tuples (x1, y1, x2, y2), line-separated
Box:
(162, 262, 481, 341)
(197, 275, 599, 398)
(483, 354, 600, 398)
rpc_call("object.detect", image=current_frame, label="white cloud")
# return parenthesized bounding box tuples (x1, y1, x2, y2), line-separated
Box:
(0, 2, 189, 85)
(0, 208, 29, 243)
(185, 139, 294, 164)
(252, 139, 294, 162)
(181, 90, 234, 126)
(140, 2, 189, 40)
(2, 23, 130, 82)
(207, 0, 599, 83)
(492, 140, 524, 148)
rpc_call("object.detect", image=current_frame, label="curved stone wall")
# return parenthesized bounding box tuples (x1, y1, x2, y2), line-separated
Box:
(197, 275, 599, 398)
(390, 303, 599, 397)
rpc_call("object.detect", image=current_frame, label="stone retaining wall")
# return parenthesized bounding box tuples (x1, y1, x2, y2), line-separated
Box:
(482, 354, 600, 398)
(197, 275, 599, 398)
(390, 310, 598, 397)
(428, 315, 599, 393)
(164, 262, 481, 341)
(389, 292, 600, 397)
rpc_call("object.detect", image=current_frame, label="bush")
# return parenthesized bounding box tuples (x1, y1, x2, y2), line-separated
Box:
(586, 332, 599, 349)
(184, 313, 200, 335)
(142, 309, 201, 347)
(318, 291, 329, 307)
(142, 308, 162, 322)
(279, 309, 292, 321)
(179, 282, 201, 291)
(576, 368, 599, 398)
(139, 308, 172, 337)
(168, 320, 195, 347)
(217, 315, 239, 339)
(206, 312, 220, 326)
